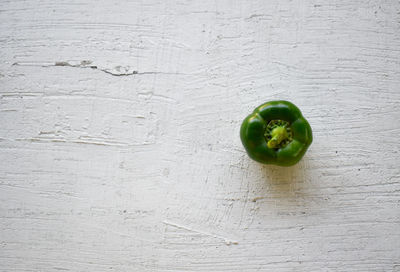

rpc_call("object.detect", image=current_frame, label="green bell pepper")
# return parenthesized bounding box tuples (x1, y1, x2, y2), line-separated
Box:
(240, 100, 312, 166)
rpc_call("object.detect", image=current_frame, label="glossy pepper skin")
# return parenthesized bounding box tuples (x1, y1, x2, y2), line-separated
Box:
(240, 100, 312, 166)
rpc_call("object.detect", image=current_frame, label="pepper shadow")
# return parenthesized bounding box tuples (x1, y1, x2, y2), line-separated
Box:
(256, 160, 312, 206)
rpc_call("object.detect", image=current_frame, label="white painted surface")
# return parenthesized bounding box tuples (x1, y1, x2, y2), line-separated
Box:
(1, 0, 399, 271)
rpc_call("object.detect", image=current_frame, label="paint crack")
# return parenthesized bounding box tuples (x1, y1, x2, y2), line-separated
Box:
(12, 60, 181, 77)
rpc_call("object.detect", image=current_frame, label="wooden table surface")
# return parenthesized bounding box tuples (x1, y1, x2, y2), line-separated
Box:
(1, 1, 399, 271)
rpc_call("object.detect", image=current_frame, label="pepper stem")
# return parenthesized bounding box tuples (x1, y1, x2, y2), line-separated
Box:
(267, 126, 288, 149)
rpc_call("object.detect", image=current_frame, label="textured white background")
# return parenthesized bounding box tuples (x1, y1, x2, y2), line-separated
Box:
(1, 0, 400, 271)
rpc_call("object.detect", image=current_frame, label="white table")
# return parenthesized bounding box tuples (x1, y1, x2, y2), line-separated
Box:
(1, 1, 399, 271)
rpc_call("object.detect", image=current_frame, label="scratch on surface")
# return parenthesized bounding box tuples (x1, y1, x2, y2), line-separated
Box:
(0, 183, 84, 200)
(53, 267, 69, 271)
(12, 61, 183, 77)
(14, 137, 154, 147)
(138, 91, 176, 103)
(82, 222, 153, 243)
(245, 14, 273, 21)
(163, 220, 238, 246)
